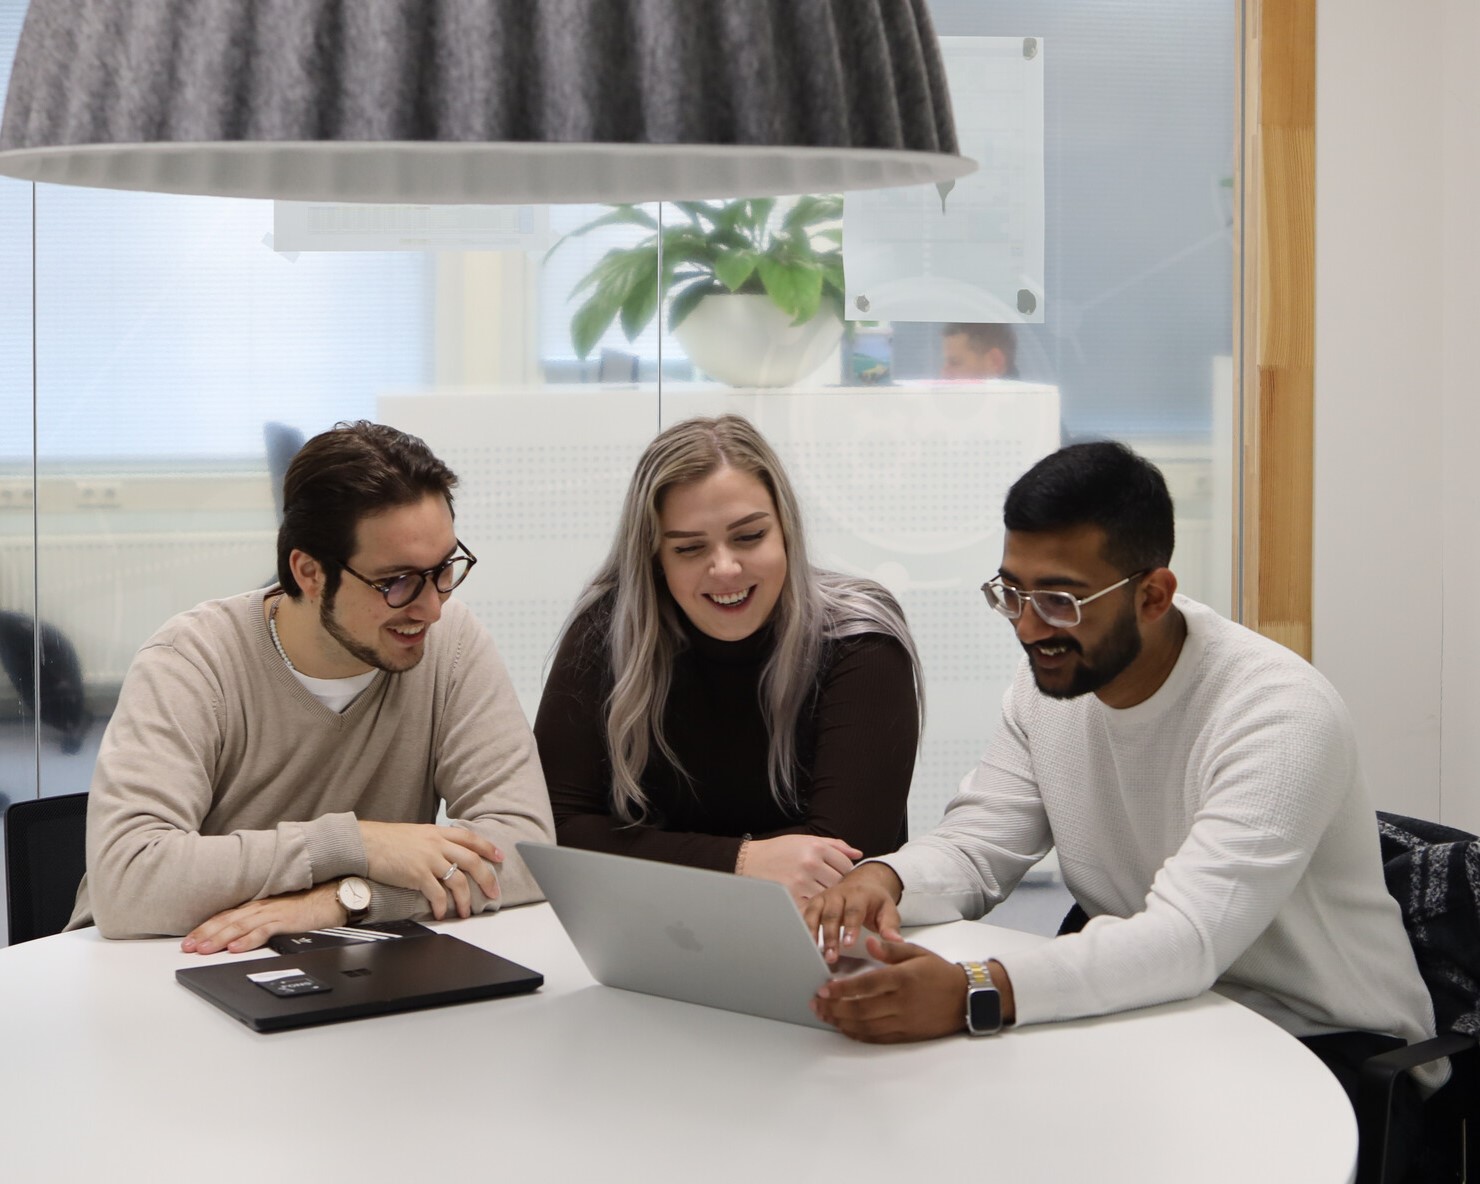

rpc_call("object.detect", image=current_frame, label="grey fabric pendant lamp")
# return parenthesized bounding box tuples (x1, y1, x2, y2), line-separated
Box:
(0, 0, 974, 203)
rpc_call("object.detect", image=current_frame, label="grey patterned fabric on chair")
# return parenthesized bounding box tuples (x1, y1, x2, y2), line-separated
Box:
(1359, 812, 1480, 1184)
(1377, 813, 1480, 1040)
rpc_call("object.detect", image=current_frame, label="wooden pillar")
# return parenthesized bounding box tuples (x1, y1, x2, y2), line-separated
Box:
(1236, 0, 1316, 658)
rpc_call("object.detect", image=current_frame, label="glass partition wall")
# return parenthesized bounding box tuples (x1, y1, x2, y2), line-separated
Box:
(0, 0, 1236, 942)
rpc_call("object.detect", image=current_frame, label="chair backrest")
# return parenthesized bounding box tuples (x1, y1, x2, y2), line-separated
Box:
(0, 611, 93, 754)
(263, 421, 307, 527)
(4, 792, 89, 945)
(1376, 811, 1480, 1038)
(597, 348, 639, 383)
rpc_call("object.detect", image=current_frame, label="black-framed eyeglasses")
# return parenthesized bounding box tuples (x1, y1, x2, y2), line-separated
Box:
(340, 542, 478, 608)
(981, 571, 1147, 629)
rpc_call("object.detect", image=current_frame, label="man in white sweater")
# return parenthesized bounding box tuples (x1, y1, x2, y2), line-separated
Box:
(806, 442, 1439, 1099)
(70, 421, 554, 951)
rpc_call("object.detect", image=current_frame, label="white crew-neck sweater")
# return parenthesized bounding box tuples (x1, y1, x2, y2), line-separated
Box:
(886, 596, 1440, 1087)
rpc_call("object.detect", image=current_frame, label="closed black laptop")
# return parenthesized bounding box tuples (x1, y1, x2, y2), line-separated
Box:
(176, 933, 542, 1032)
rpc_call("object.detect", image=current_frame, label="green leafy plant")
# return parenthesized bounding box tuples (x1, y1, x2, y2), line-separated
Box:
(548, 196, 844, 360)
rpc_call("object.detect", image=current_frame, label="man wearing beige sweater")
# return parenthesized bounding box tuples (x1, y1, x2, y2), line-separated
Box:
(68, 421, 554, 952)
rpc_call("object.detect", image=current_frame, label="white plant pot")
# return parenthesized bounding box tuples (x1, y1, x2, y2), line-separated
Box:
(672, 294, 844, 388)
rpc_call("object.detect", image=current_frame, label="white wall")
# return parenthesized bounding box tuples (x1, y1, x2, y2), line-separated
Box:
(1314, 0, 1480, 832)
(1438, 1, 1480, 833)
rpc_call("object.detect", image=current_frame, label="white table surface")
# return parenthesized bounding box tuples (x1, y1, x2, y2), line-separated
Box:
(0, 903, 1356, 1184)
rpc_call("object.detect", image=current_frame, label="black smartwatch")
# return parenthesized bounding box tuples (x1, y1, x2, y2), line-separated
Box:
(960, 960, 1004, 1036)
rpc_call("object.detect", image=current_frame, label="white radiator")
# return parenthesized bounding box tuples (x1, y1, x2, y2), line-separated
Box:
(0, 531, 277, 687)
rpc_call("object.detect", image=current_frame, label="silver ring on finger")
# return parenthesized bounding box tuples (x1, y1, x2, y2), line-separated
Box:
(440, 862, 458, 882)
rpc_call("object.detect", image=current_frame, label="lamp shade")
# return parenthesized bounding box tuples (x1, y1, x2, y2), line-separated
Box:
(0, 0, 974, 203)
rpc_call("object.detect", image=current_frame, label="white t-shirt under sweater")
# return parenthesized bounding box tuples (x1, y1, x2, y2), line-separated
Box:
(884, 596, 1441, 1087)
(293, 667, 377, 713)
(69, 587, 555, 937)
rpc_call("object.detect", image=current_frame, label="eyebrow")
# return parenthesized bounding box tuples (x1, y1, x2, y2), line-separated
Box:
(365, 542, 460, 579)
(662, 511, 770, 539)
(997, 567, 1092, 590)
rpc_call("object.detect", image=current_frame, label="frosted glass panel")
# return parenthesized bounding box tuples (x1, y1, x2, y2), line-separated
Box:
(917, 0, 1235, 443)
(378, 390, 661, 722)
(31, 190, 428, 462)
(0, 176, 35, 830)
(0, 0, 1237, 913)
(660, 386, 1060, 829)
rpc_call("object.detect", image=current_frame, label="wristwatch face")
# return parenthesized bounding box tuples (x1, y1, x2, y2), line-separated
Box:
(338, 877, 372, 913)
(967, 985, 1003, 1035)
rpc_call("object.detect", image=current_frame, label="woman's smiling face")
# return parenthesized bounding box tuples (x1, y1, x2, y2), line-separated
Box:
(657, 465, 788, 642)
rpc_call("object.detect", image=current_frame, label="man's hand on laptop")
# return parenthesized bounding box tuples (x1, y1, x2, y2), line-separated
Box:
(359, 821, 503, 919)
(180, 884, 343, 955)
(809, 939, 967, 1043)
(803, 862, 905, 963)
(738, 834, 861, 907)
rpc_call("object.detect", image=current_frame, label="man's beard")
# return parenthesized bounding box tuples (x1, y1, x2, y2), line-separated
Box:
(319, 583, 423, 674)
(1025, 602, 1142, 700)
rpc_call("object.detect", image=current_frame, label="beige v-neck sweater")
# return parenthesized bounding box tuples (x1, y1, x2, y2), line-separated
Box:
(69, 588, 554, 936)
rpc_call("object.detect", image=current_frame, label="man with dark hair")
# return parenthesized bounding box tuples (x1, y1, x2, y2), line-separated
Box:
(70, 421, 554, 950)
(941, 322, 1016, 380)
(807, 441, 1440, 1098)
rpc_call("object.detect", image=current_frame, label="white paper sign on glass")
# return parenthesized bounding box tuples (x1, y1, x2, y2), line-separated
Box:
(844, 36, 1045, 324)
(272, 202, 551, 253)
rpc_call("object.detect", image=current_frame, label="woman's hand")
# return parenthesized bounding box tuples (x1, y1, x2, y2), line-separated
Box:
(737, 834, 863, 906)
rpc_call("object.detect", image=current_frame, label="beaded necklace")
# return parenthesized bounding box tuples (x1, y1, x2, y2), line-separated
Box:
(268, 596, 297, 673)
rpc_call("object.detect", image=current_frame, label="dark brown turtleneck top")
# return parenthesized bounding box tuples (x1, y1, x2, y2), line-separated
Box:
(533, 604, 919, 872)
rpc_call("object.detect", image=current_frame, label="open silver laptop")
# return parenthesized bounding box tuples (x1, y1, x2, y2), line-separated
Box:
(518, 841, 875, 1029)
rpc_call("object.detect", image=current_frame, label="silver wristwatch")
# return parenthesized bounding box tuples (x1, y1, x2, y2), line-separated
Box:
(335, 876, 372, 925)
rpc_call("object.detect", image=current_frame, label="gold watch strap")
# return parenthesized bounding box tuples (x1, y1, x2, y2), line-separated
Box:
(960, 960, 991, 987)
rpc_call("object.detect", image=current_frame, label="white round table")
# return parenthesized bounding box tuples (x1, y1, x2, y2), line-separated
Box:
(0, 903, 1356, 1183)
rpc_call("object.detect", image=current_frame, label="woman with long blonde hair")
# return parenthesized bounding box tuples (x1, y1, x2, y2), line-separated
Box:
(534, 415, 921, 904)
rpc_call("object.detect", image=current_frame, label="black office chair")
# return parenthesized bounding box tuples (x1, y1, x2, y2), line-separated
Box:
(1057, 900, 1089, 936)
(0, 611, 93, 754)
(4, 792, 89, 944)
(1358, 813, 1480, 1184)
(262, 420, 306, 527)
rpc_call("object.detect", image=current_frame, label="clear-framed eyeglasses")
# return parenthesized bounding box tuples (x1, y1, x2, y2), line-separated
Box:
(981, 571, 1147, 629)
(340, 542, 478, 609)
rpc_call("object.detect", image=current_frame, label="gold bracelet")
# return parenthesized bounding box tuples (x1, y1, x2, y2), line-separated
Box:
(735, 834, 752, 875)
